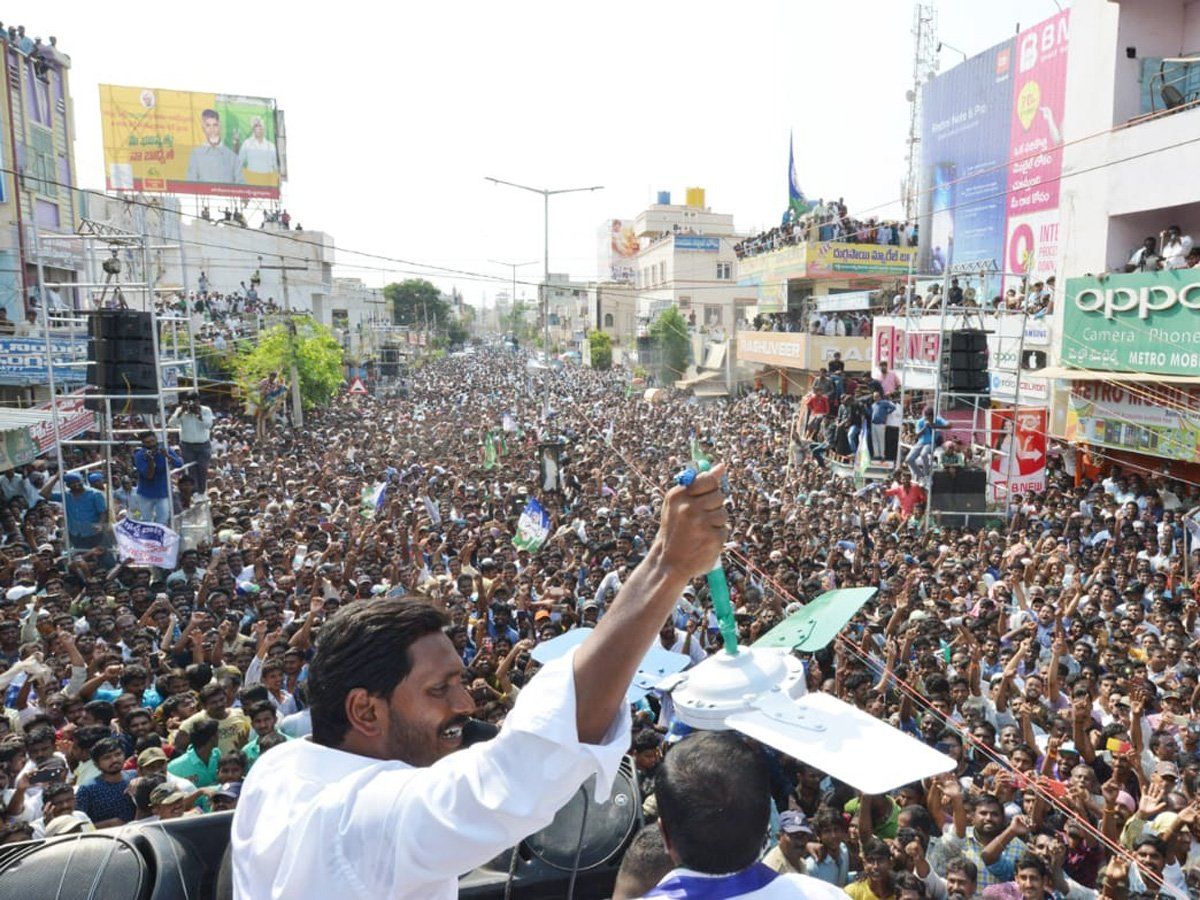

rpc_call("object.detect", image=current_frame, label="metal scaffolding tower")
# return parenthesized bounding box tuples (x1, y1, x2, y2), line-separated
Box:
(30, 219, 198, 556)
(892, 264, 1036, 529)
(903, 3, 939, 223)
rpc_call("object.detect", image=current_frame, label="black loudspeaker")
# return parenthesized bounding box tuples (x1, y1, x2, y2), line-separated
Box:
(930, 467, 988, 512)
(941, 330, 988, 395)
(0, 812, 233, 900)
(86, 310, 160, 413)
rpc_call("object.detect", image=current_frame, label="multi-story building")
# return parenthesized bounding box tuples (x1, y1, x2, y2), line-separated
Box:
(1048, 0, 1200, 484)
(329, 277, 389, 354)
(0, 28, 82, 319)
(629, 189, 752, 328)
(587, 282, 639, 364)
(544, 271, 590, 353)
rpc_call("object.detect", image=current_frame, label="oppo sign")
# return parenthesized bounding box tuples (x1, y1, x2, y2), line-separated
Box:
(1072, 283, 1200, 319)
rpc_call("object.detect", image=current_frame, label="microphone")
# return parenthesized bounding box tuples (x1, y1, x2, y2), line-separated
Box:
(462, 717, 499, 746)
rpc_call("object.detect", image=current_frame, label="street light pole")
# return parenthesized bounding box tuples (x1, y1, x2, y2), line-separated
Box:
(488, 258, 538, 337)
(485, 176, 603, 403)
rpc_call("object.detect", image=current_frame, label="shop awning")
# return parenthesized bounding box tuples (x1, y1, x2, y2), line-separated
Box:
(0, 407, 61, 434)
(1037, 367, 1200, 385)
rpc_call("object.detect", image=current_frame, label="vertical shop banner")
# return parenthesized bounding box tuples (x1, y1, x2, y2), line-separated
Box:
(1004, 11, 1070, 289)
(919, 39, 1015, 274)
(988, 408, 1047, 501)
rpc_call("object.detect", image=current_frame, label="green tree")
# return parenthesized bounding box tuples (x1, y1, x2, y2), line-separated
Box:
(234, 318, 344, 408)
(588, 329, 613, 371)
(649, 307, 690, 384)
(384, 279, 449, 328)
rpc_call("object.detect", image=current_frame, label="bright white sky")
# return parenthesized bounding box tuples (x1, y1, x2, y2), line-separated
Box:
(19, 0, 1064, 305)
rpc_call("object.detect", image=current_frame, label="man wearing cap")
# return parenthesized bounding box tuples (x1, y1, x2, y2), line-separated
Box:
(42, 470, 108, 552)
(763, 809, 816, 875)
(233, 463, 730, 899)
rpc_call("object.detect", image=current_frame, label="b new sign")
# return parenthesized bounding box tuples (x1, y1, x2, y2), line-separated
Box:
(1063, 270, 1200, 377)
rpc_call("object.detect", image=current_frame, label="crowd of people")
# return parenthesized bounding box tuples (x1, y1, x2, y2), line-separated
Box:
(0, 344, 1197, 898)
(736, 201, 917, 260)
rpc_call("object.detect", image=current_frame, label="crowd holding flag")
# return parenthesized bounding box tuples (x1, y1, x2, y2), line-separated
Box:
(512, 497, 552, 553)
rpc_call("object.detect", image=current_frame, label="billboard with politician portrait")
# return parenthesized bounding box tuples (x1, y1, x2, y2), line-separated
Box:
(99, 84, 283, 199)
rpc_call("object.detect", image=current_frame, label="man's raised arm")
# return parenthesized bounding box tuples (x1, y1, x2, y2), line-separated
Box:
(573, 463, 727, 744)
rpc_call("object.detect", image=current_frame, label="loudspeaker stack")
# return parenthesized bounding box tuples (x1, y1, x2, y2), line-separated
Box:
(85, 310, 160, 414)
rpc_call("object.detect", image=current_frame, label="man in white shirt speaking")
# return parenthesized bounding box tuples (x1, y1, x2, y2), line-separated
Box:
(232, 464, 730, 899)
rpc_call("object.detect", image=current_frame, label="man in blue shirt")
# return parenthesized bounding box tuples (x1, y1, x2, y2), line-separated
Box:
(74, 736, 136, 827)
(869, 389, 896, 461)
(132, 431, 183, 524)
(42, 471, 108, 549)
(905, 405, 949, 481)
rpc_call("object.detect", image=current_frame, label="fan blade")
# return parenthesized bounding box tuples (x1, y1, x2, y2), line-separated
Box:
(727, 691, 954, 794)
(532, 627, 691, 704)
(752, 587, 876, 652)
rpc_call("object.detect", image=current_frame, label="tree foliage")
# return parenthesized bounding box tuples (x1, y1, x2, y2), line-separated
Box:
(234, 318, 344, 408)
(588, 329, 613, 371)
(649, 307, 690, 383)
(384, 279, 448, 327)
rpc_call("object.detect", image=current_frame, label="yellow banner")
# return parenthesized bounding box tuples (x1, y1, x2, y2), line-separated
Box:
(99, 84, 281, 199)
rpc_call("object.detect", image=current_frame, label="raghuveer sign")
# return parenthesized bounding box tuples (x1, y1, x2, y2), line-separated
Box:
(1062, 270, 1200, 377)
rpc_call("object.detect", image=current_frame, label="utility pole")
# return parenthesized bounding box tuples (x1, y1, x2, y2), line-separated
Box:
(258, 253, 308, 427)
(488, 259, 538, 340)
(485, 176, 603, 407)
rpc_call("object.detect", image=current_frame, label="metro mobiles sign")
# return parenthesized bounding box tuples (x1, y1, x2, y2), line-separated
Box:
(1062, 271, 1200, 376)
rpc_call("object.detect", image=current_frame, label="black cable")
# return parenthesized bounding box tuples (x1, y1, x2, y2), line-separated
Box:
(565, 788, 590, 900)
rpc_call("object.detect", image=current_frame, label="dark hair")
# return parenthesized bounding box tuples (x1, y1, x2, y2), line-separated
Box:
(23, 725, 55, 748)
(83, 699, 115, 723)
(258, 731, 288, 754)
(238, 684, 269, 707)
(945, 857, 978, 883)
(261, 659, 284, 678)
(74, 724, 113, 751)
(1133, 834, 1167, 857)
(185, 663, 213, 691)
(90, 736, 124, 763)
(308, 599, 449, 747)
(199, 682, 226, 704)
(123, 708, 152, 728)
(200, 108, 220, 122)
(1016, 853, 1049, 879)
(614, 826, 673, 899)
(861, 837, 892, 861)
(246, 700, 276, 720)
(191, 718, 220, 747)
(121, 664, 148, 686)
(894, 873, 926, 897)
(654, 732, 769, 874)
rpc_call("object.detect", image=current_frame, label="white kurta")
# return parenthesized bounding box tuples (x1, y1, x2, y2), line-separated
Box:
(637, 865, 850, 898)
(231, 647, 629, 899)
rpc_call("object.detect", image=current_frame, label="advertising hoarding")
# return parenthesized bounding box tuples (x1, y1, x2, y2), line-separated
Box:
(601, 219, 638, 283)
(1063, 381, 1200, 463)
(919, 41, 1015, 274)
(918, 11, 1070, 280)
(100, 85, 282, 199)
(1062, 270, 1200, 377)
